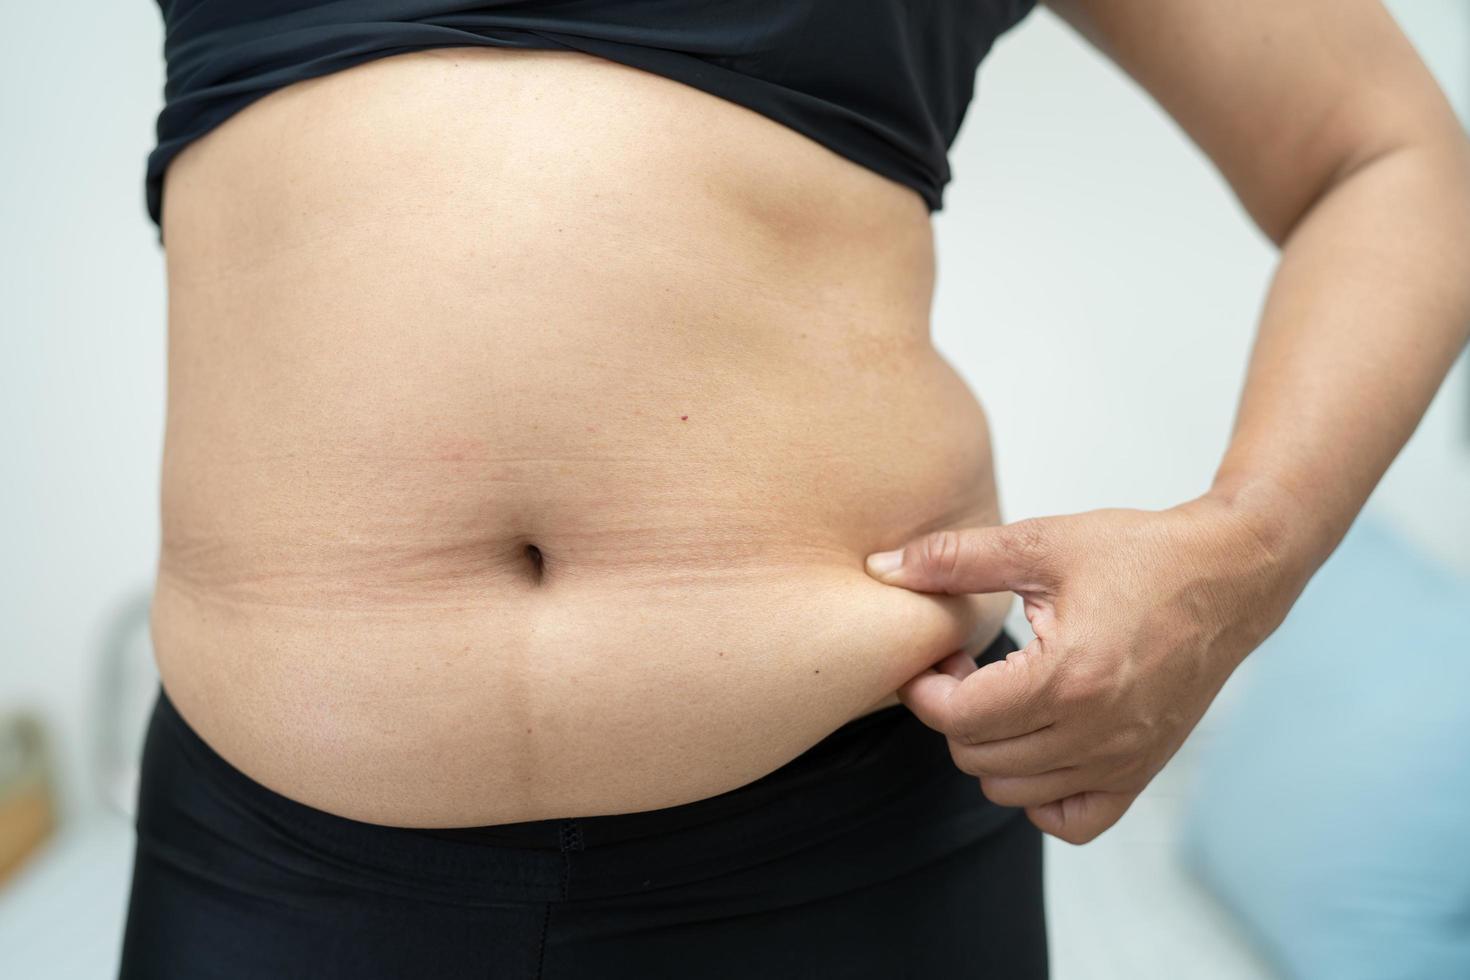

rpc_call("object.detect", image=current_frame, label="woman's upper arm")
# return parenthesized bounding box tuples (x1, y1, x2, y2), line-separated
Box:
(1040, 0, 1469, 244)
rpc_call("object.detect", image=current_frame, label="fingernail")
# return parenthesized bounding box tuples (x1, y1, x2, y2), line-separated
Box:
(865, 549, 904, 578)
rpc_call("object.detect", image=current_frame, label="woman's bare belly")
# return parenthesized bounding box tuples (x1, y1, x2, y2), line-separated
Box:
(151, 46, 1010, 827)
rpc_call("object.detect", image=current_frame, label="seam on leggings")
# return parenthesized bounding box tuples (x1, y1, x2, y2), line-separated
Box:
(536, 819, 582, 979)
(534, 901, 551, 980)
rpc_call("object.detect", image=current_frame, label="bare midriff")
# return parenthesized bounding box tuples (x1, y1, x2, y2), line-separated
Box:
(151, 46, 1011, 828)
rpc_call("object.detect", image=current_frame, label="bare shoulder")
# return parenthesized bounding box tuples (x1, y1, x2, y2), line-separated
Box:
(1037, 0, 1469, 242)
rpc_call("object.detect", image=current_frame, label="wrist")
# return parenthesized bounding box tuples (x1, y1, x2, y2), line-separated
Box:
(1199, 472, 1332, 587)
(1178, 477, 1323, 663)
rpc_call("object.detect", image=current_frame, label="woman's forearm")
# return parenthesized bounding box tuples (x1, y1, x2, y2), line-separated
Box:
(1208, 134, 1470, 583)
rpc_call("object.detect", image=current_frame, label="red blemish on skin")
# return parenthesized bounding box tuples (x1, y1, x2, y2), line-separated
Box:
(430, 436, 488, 462)
(680, 415, 689, 421)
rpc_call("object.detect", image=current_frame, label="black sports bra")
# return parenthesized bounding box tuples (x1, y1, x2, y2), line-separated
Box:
(146, 0, 1038, 241)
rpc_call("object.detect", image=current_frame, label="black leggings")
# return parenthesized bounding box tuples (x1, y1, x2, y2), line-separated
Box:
(119, 630, 1047, 979)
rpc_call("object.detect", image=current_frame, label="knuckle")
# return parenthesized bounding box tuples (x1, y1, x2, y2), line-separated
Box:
(948, 741, 985, 775)
(1054, 662, 1100, 707)
(979, 776, 1029, 808)
(956, 746, 1028, 778)
(1098, 735, 1135, 768)
(1097, 717, 1149, 760)
(917, 530, 967, 584)
(950, 707, 984, 746)
(1119, 716, 1159, 755)
(995, 657, 1044, 715)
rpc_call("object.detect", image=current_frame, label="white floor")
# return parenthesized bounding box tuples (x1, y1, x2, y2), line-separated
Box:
(1, 741, 1279, 980)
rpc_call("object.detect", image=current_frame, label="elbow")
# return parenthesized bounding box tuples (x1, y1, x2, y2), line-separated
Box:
(1264, 127, 1470, 251)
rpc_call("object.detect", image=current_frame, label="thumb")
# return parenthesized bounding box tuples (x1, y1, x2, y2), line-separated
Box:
(895, 649, 978, 734)
(864, 520, 1058, 595)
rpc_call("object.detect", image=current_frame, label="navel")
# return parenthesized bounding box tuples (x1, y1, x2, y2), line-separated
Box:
(523, 543, 546, 583)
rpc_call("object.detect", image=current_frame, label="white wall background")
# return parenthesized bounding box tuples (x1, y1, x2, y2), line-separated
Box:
(0, 2, 1466, 975)
(3, 2, 169, 817)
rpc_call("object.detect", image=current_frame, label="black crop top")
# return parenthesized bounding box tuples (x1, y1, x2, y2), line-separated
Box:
(146, 0, 1038, 241)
